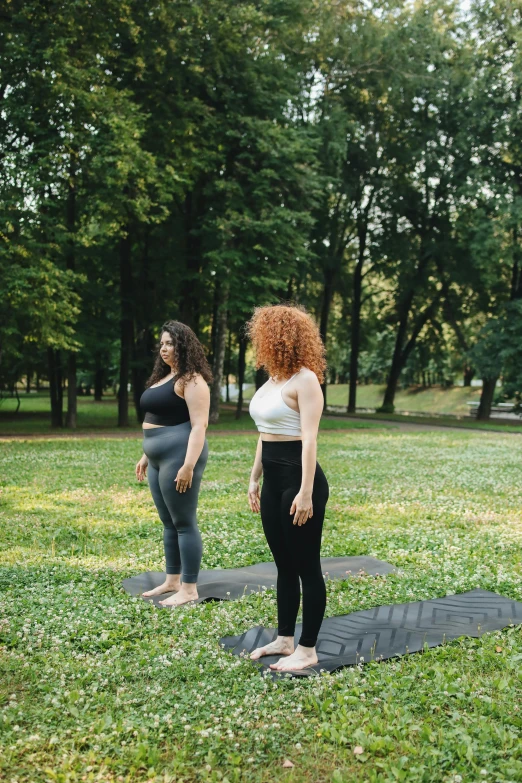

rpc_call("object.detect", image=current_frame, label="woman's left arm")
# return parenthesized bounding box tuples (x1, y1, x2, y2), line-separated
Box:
(175, 376, 210, 493)
(291, 371, 323, 525)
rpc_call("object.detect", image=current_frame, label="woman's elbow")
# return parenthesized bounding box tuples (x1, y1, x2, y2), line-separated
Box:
(301, 434, 318, 447)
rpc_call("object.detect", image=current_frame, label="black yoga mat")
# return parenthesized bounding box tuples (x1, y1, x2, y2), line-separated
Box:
(122, 556, 396, 607)
(220, 589, 522, 677)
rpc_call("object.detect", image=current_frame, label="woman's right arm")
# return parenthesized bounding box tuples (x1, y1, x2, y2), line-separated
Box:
(136, 454, 148, 481)
(248, 436, 263, 513)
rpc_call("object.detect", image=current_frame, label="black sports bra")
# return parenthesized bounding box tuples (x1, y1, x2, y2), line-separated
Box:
(140, 379, 190, 426)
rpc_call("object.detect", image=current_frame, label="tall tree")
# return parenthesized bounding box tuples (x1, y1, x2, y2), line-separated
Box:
(374, 0, 474, 411)
(467, 0, 522, 419)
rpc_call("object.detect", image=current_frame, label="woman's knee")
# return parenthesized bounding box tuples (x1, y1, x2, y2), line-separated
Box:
(277, 564, 300, 583)
(171, 515, 200, 536)
(159, 513, 176, 530)
(297, 560, 324, 586)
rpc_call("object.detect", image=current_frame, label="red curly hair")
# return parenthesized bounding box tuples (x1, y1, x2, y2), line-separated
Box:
(246, 304, 326, 383)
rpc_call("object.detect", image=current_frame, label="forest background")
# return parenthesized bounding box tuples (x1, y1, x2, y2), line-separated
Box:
(2, 0, 522, 428)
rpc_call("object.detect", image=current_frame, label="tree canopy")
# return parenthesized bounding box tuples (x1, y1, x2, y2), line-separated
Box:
(1, 0, 521, 423)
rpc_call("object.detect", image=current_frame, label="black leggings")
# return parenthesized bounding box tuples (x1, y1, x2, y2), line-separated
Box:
(260, 440, 329, 648)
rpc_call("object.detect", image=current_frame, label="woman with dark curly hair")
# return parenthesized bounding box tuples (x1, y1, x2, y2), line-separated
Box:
(246, 304, 329, 671)
(135, 321, 212, 607)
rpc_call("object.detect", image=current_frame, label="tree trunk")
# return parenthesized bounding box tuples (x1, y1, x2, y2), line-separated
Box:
(65, 153, 77, 429)
(209, 281, 220, 367)
(380, 303, 412, 413)
(26, 368, 31, 393)
(477, 377, 498, 421)
(235, 333, 247, 420)
(132, 327, 154, 423)
(511, 224, 522, 299)
(118, 232, 133, 427)
(36, 372, 41, 392)
(319, 268, 334, 408)
(66, 354, 77, 428)
(94, 366, 104, 401)
(380, 295, 439, 413)
(380, 357, 403, 413)
(132, 231, 153, 423)
(180, 190, 203, 335)
(463, 367, 474, 387)
(225, 328, 232, 403)
(47, 348, 63, 427)
(209, 282, 229, 424)
(348, 237, 365, 413)
(13, 385, 21, 413)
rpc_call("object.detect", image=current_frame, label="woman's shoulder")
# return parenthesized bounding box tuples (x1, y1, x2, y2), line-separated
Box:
(183, 371, 209, 383)
(182, 373, 210, 391)
(296, 367, 320, 384)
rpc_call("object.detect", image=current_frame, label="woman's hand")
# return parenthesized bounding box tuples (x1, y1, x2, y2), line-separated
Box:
(136, 454, 149, 482)
(175, 464, 194, 493)
(248, 480, 261, 513)
(290, 491, 313, 526)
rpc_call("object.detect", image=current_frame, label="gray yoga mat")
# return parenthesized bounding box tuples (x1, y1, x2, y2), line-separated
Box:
(122, 556, 396, 607)
(220, 589, 522, 677)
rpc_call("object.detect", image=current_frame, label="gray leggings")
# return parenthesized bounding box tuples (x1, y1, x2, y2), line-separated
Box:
(142, 422, 208, 583)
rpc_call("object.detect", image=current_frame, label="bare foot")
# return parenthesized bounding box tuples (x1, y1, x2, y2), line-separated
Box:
(269, 645, 318, 672)
(142, 577, 181, 598)
(159, 586, 198, 607)
(250, 635, 294, 661)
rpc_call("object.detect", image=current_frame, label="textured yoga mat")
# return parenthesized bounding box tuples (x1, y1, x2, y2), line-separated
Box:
(122, 555, 396, 607)
(220, 589, 522, 677)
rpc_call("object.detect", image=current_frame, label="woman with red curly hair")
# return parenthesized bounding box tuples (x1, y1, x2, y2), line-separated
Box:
(247, 304, 329, 672)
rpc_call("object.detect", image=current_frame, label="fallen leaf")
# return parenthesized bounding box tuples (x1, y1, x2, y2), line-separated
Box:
(282, 759, 295, 768)
(353, 746, 364, 755)
(496, 646, 503, 653)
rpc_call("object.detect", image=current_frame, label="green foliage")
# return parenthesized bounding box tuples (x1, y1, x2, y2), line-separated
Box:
(470, 301, 522, 406)
(1, 0, 522, 420)
(0, 255, 81, 387)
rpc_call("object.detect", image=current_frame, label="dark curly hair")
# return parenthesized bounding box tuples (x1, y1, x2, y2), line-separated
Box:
(146, 321, 213, 390)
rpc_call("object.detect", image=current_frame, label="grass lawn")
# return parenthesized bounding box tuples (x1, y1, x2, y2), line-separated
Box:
(324, 384, 485, 416)
(1, 429, 522, 782)
(241, 383, 498, 417)
(0, 395, 385, 436)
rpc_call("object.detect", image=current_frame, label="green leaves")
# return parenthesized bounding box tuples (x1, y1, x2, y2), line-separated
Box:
(2, 0, 522, 420)
(469, 300, 522, 400)
(0, 256, 81, 387)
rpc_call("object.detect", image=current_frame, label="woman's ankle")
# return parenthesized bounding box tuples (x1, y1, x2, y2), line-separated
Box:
(296, 643, 316, 655)
(180, 583, 198, 593)
(276, 636, 295, 649)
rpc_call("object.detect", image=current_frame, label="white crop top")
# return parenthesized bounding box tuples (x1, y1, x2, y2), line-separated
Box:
(249, 372, 301, 436)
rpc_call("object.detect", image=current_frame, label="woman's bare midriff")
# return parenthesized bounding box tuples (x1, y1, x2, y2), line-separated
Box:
(260, 434, 301, 442)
